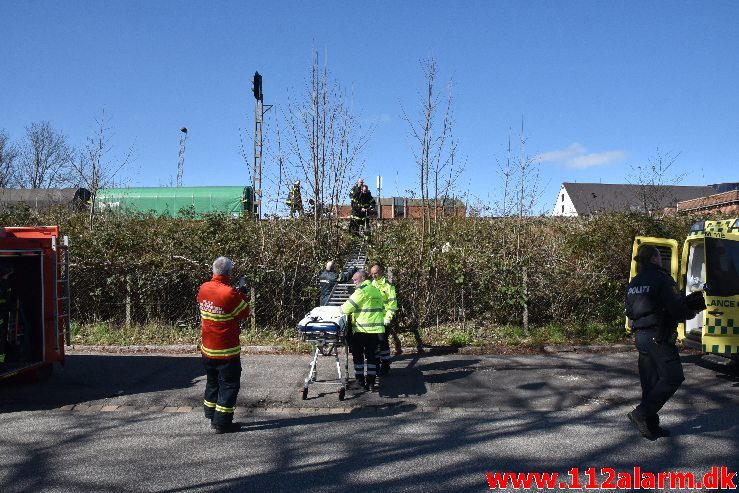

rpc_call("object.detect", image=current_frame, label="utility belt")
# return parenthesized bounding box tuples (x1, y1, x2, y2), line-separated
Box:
(630, 312, 663, 330)
(632, 326, 678, 344)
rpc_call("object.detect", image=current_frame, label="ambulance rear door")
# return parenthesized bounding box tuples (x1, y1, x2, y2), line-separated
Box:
(702, 219, 739, 358)
(626, 236, 679, 331)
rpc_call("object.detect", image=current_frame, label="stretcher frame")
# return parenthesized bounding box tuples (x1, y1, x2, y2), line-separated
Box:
(300, 320, 349, 400)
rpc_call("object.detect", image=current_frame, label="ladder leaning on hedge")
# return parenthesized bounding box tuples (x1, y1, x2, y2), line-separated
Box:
(325, 244, 367, 307)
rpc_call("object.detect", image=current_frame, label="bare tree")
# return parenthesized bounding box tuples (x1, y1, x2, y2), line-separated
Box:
(513, 120, 540, 220)
(69, 111, 134, 229)
(0, 130, 19, 187)
(492, 133, 516, 217)
(279, 50, 368, 237)
(489, 120, 540, 329)
(491, 121, 540, 219)
(16, 121, 73, 188)
(627, 148, 684, 214)
(402, 57, 459, 244)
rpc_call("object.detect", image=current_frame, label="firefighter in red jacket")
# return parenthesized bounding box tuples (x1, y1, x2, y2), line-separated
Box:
(197, 256, 250, 434)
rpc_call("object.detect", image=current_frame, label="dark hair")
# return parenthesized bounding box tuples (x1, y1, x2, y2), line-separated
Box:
(634, 245, 659, 264)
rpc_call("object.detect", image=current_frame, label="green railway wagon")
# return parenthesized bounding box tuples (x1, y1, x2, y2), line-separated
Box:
(94, 186, 254, 217)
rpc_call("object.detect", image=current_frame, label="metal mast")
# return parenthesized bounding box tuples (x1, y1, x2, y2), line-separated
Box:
(251, 72, 272, 219)
(176, 127, 188, 187)
(252, 72, 263, 218)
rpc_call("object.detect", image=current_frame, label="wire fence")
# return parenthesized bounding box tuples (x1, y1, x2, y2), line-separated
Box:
(69, 264, 321, 331)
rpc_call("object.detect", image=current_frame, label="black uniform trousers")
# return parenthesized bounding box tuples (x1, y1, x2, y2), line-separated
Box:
(202, 356, 241, 426)
(351, 331, 379, 384)
(633, 328, 685, 421)
(377, 323, 392, 362)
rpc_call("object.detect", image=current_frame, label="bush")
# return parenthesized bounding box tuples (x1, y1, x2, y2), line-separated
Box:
(0, 206, 700, 342)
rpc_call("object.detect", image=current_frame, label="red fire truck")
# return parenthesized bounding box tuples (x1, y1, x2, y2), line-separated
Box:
(0, 226, 70, 380)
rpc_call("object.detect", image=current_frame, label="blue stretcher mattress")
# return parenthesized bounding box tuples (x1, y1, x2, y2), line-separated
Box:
(298, 305, 346, 338)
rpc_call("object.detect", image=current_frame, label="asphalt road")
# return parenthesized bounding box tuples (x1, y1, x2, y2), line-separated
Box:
(1, 349, 738, 492)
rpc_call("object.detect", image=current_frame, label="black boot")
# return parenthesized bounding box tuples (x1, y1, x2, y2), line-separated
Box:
(353, 376, 365, 390)
(627, 411, 656, 440)
(647, 415, 671, 438)
(212, 422, 242, 434)
(365, 376, 376, 392)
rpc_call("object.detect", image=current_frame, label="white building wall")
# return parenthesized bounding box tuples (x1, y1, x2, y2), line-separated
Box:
(551, 185, 578, 216)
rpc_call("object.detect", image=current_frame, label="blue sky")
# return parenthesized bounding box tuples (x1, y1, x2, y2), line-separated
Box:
(1, 1, 738, 214)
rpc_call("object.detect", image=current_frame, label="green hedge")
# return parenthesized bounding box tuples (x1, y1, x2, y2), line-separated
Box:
(0, 205, 697, 334)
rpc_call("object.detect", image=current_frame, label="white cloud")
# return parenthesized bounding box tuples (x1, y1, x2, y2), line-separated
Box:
(535, 143, 586, 163)
(568, 150, 627, 169)
(535, 143, 626, 169)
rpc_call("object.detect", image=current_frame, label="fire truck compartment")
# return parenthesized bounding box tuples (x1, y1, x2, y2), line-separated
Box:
(1, 252, 44, 369)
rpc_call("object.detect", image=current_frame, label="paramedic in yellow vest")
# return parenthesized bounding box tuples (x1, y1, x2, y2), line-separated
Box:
(370, 263, 397, 376)
(341, 270, 385, 392)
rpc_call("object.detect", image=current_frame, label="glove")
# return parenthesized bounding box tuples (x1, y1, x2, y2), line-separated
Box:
(684, 291, 706, 311)
(384, 318, 391, 327)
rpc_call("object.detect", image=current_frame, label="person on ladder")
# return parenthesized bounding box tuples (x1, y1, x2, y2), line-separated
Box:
(319, 260, 357, 307)
(350, 185, 376, 235)
(340, 270, 384, 392)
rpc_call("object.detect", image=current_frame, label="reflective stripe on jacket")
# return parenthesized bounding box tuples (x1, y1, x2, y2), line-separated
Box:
(340, 280, 385, 334)
(197, 274, 250, 359)
(372, 276, 398, 322)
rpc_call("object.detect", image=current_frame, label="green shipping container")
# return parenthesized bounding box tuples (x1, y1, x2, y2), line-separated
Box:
(95, 186, 254, 217)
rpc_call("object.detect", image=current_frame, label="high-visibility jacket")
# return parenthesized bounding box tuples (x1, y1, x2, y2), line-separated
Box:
(197, 274, 250, 359)
(286, 185, 302, 208)
(340, 280, 385, 334)
(372, 276, 398, 324)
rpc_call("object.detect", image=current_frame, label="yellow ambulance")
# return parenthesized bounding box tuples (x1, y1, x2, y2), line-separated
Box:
(629, 218, 739, 360)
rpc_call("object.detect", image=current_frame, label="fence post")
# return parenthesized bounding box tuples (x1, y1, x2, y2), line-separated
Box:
(522, 266, 528, 331)
(250, 286, 256, 335)
(125, 274, 132, 329)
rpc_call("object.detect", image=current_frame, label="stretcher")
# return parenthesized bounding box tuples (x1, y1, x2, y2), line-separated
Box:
(297, 305, 349, 400)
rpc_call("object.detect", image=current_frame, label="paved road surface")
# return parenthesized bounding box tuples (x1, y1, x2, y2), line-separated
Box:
(1, 349, 737, 492)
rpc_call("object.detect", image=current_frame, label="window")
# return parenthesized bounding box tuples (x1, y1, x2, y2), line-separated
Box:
(561, 204, 564, 213)
(705, 238, 739, 297)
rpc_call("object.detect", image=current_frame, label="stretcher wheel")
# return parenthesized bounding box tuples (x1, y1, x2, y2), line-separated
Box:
(338, 388, 346, 401)
(302, 387, 309, 400)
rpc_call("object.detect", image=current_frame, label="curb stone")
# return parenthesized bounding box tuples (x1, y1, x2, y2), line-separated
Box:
(67, 343, 637, 356)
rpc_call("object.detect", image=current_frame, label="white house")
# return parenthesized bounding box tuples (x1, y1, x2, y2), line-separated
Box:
(551, 182, 717, 216)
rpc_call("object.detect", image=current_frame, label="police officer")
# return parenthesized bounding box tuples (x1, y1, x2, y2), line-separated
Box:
(197, 257, 250, 434)
(0, 262, 15, 369)
(370, 263, 397, 375)
(341, 270, 385, 392)
(625, 245, 702, 440)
